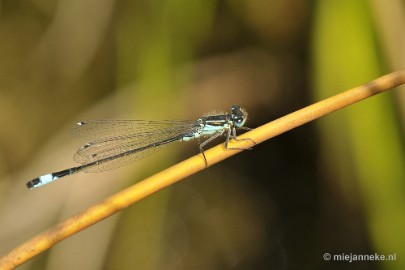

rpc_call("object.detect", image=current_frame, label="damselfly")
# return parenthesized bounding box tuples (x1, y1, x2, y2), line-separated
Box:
(27, 105, 253, 189)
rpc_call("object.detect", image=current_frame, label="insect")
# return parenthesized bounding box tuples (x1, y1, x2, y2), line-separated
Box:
(27, 105, 253, 189)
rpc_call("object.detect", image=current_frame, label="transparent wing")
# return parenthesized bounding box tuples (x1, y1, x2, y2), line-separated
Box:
(71, 120, 192, 138)
(73, 120, 199, 173)
(79, 134, 172, 173)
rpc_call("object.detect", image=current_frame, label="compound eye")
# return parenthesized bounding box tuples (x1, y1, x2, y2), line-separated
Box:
(233, 115, 246, 127)
(231, 105, 241, 114)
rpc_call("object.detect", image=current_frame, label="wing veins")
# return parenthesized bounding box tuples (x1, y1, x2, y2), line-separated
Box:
(73, 122, 199, 169)
(71, 120, 194, 139)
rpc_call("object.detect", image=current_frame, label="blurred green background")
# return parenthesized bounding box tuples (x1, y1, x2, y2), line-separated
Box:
(0, 0, 404, 269)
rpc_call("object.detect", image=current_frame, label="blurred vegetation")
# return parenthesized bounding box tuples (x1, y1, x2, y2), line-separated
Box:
(312, 2, 405, 270)
(0, 0, 404, 269)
